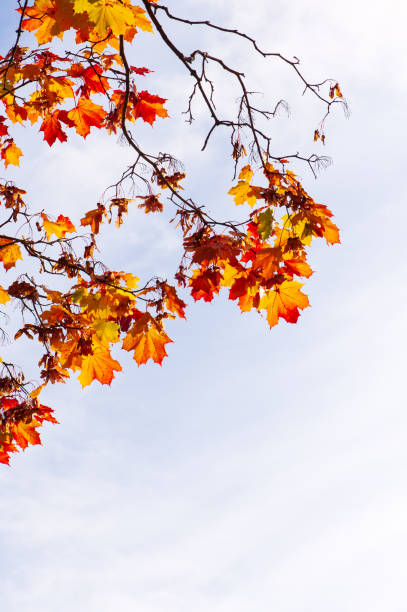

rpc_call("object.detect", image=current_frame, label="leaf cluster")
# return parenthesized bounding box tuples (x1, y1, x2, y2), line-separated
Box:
(0, 0, 343, 464)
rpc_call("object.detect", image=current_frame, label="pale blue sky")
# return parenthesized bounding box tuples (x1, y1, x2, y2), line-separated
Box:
(1, 1, 407, 610)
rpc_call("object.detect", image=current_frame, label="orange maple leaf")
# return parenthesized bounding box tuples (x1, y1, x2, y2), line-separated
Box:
(68, 98, 106, 137)
(137, 194, 163, 213)
(321, 218, 340, 245)
(283, 259, 314, 278)
(41, 213, 76, 240)
(78, 346, 122, 388)
(160, 282, 186, 319)
(80, 203, 106, 234)
(22, 0, 61, 45)
(254, 247, 282, 279)
(1, 141, 23, 167)
(122, 314, 172, 365)
(260, 280, 310, 328)
(0, 238, 23, 270)
(12, 420, 41, 450)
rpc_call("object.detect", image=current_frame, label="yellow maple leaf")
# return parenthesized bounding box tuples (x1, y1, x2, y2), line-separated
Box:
(47, 76, 75, 100)
(78, 346, 122, 387)
(29, 383, 46, 399)
(122, 273, 139, 290)
(74, 0, 135, 37)
(41, 213, 76, 240)
(130, 4, 153, 32)
(220, 262, 240, 287)
(259, 281, 309, 328)
(238, 164, 254, 181)
(0, 286, 11, 304)
(22, 0, 61, 45)
(92, 319, 120, 344)
(2, 142, 23, 167)
(0, 239, 23, 271)
(228, 164, 258, 205)
(228, 181, 257, 207)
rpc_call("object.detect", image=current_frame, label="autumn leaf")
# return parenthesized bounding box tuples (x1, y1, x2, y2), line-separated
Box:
(133, 91, 168, 125)
(130, 66, 152, 75)
(228, 165, 258, 206)
(74, 64, 110, 97)
(259, 280, 310, 328)
(40, 111, 68, 146)
(0, 443, 16, 465)
(322, 218, 340, 245)
(160, 282, 186, 319)
(80, 203, 106, 234)
(1, 141, 22, 167)
(12, 420, 42, 450)
(39, 109, 75, 146)
(254, 247, 282, 279)
(92, 319, 120, 344)
(29, 383, 46, 399)
(283, 259, 314, 278)
(220, 262, 241, 287)
(0, 116, 9, 137)
(190, 268, 221, 302)
(0, 238, 23, 270)
(238, 287, 260, 313)
(78, 346, 122, 387)
(130, 5, 153, 33)
(41, 213, 76, 240)
(22, 0, 61, 45)
(154, 171, 185, 190)
(124, 325, 172, 365)
(229, 275, 253, 301)
(189, 235, 239, 267)
(329, 82, 343, 99)
(240, 165, 254, 181)
(122, 315, 172, 365)
(257, 208, 274, 240)
(122, 273, 139, 289)
(0, 399, 59, 464)
(0, 286, 11, 304)
(228, 180, 257, 207)
(74, 0, 136, 37)
(67, 98, 106, 137)
(137, 194, 163, 213)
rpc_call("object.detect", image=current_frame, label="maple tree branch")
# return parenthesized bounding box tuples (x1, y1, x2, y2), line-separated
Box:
(1, 0, 29, 93)
(154, 3, 345, 109)
(147, 2, 346, 172)
(141, 1, 219, 125)
(117, 35, 247, 236)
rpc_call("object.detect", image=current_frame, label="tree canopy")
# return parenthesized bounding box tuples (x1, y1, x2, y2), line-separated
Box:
(0, 0, 345, 464)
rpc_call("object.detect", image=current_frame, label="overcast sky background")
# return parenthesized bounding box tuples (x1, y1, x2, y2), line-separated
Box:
(1, 1, 407, 610)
